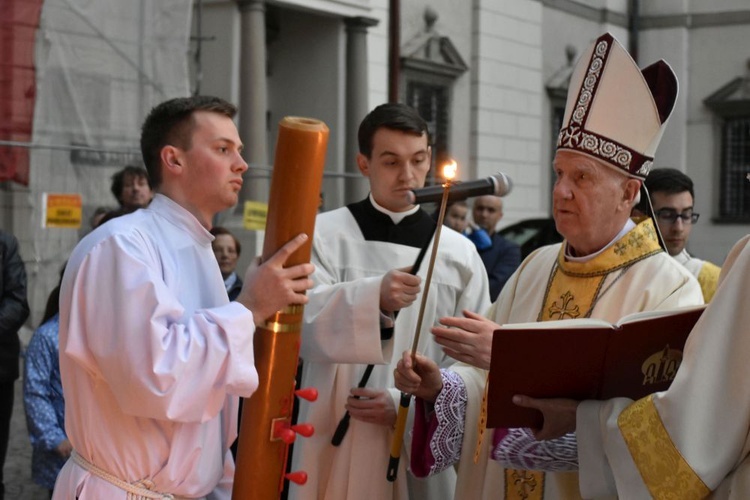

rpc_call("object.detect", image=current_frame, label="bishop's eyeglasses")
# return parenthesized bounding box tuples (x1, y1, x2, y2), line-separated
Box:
(654, 208, 700, 225)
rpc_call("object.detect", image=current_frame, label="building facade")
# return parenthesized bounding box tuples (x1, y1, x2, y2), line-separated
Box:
(1, 0, 749, 323)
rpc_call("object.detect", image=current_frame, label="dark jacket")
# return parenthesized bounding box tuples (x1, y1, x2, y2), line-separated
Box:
(0, 230, 30, 381)
(227, 273, 243, 302)
(478, 232, 521, 302)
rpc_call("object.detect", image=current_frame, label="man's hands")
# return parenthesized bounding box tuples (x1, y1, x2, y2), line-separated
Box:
(511, 395, 579, 441)
(393, 351, 443, 403)
(346, 388, 397, 427)
(380, 267, 421, 313)
(431, 310, 500, 370)
(236, 233, 315, 326)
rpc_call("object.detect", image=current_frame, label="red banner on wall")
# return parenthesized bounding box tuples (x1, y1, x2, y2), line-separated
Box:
(0, 0, 44, 185)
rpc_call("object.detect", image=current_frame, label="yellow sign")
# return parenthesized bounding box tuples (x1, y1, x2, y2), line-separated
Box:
(44, 193, 82, 229)
(243, 200, 268, 230)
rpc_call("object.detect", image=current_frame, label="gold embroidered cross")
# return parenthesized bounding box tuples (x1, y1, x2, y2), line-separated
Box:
(628, 232, 644, 248)
(614, 241, 628, 255)
(548, 291, 581, 319)
(643, 222, 657, 241)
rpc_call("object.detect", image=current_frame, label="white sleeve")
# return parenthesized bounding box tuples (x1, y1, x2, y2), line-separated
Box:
(577, 398, 647, 498)
(300, 233, 389, 365)
(63, 233, 257, 424)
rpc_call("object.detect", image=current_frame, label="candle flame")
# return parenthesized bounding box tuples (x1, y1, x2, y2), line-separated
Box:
(443, 160, 457, 181)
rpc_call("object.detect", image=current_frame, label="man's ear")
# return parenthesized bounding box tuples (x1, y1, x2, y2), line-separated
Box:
(356, 153, 370, 177)
(161, 146, 183, 176)
(622, 178, 642, 207)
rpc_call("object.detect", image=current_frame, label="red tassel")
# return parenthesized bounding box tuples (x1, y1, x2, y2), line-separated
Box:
(278, 428, 296, 444)
(295, 387, 318, 402)
(291, 423, 314, 437)
(285, 471, 308, 485)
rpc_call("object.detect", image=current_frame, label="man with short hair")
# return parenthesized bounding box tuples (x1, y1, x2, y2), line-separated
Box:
(635, 167, 721, 301)
(54, 96, 314, 499)
(394, 32, 704, 499)
(291, 103, 490, 500)
(471, 195, 521, 301)
(110, 164, 154, 211)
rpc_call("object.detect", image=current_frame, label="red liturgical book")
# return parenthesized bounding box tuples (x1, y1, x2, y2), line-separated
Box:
(487, 305, 706, 429)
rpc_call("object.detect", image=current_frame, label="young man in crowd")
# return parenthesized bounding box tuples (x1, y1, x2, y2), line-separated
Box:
(291, 103, 490, 500)
(54, 96, 314, 498)
(635, 167, 721, 301)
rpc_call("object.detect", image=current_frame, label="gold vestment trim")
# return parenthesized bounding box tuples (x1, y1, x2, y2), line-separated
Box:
(696, 261, 720, 303)
(556, 218, 661, 277)
(618, 395, 710, 499)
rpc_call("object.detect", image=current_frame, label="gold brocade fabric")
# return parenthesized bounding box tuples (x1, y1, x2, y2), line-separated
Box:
(697, 261, 721, 303)
(538, 218, 662, 321)
(618, 395, 710, 500)
(498, 219, 662, 500)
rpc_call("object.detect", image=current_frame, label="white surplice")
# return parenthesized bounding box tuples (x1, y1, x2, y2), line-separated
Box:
(53, 195, 258, 499)
(290, 200, 491, 500)
(577, 234, 750, 499)
(413, 219, 704, 499)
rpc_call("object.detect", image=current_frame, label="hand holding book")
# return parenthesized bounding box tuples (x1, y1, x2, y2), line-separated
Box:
(509, 395, 579, 441)
(487, 305, 706, 429)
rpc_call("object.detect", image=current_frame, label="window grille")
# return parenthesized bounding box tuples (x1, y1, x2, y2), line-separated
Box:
(720, 117, 750, 220)
(406, 81, 449, 184)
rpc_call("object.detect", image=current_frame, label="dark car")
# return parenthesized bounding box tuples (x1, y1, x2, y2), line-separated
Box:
(498, 218, 563, 259)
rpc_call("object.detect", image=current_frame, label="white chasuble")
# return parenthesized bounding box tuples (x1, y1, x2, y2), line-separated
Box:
(426, 218, 703, 500)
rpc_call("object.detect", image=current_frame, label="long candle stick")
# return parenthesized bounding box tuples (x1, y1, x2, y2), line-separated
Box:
(386, 162, 456, 481)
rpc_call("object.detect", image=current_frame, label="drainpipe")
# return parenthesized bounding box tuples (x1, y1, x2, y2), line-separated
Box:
(389, 0, 400, 102)
(629, 0, 640, 64)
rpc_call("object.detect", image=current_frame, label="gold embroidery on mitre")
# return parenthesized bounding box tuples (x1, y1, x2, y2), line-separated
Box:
(505, 469, 544, 500)
(618, 395, 710, 499)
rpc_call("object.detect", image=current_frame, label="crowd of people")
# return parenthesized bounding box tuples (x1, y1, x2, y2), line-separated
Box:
(0, 29, 745, 500)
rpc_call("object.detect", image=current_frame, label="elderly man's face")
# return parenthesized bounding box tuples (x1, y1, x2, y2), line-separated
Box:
(552, 151, 639, 256)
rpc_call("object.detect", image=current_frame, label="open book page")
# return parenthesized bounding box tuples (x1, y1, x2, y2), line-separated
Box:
(613, 304, 706, 326)
(487, 305, 706, 429)
(494, 304, 706, 331)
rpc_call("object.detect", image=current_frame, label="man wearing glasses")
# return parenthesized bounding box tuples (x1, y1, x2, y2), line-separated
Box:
(635, 167, 721, 301)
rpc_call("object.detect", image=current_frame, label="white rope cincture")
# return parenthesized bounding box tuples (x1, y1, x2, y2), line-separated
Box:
(72, 451, 175, 499)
